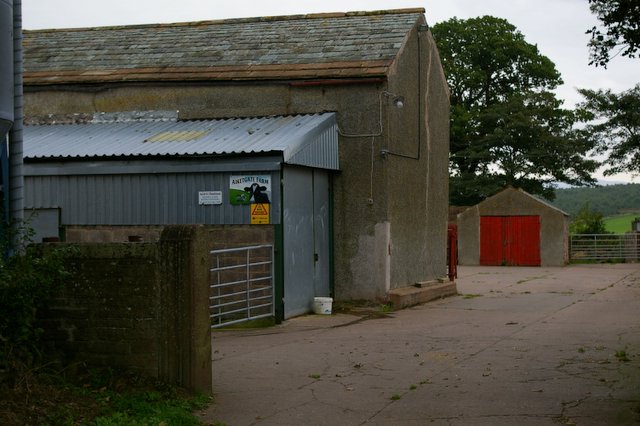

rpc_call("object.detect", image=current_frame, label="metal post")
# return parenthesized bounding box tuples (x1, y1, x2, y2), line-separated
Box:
(0, 0, 14, 249)
(245, 248, 251, 320)
(9, 0, 23, 245)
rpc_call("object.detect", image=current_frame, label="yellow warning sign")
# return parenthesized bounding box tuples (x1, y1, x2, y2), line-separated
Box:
(250, 203, 270, 225)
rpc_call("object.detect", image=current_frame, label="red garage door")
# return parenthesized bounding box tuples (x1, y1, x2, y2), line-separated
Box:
(480, 216, 541, 266)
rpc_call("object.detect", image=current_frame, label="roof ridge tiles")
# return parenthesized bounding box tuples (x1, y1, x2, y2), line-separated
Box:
(25, 8, 425, 33)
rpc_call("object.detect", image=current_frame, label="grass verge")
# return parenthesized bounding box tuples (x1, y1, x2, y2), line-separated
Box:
(0, 367, 212, 425)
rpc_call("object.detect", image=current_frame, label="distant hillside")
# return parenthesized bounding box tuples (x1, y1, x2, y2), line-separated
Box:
(551, 183, 640, 217)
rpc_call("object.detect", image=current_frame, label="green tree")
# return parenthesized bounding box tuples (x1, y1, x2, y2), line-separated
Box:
(577, 84, 640, 175)
(587, 0, 640, 67)
(552, 183, 640, 216)
(569, 203, 608, 234)
(432, 16, 598, 205)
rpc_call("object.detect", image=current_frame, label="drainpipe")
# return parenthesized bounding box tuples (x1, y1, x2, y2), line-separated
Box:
(0, 0, 14, 229)
(9, 0, 23, 236)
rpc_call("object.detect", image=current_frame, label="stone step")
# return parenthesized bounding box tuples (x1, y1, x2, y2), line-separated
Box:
(388, 280, 457, 310)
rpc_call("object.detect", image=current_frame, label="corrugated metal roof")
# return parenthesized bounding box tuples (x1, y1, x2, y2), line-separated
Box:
(24, 113, 339, 170)
(23, 9, 425, 84)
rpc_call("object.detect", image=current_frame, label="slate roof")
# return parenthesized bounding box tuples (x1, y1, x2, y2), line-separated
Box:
(23, 9, 426, 85)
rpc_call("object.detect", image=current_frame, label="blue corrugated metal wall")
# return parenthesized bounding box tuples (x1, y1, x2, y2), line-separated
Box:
(25, 170, 281, 226)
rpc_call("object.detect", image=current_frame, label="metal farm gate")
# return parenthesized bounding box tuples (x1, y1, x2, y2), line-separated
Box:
(570, 233, 639, 262)
(209, 245, 274, 328)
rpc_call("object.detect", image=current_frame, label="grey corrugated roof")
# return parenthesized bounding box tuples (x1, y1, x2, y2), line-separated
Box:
(23, 9, 425, 84)
(24, 113, 339, 170)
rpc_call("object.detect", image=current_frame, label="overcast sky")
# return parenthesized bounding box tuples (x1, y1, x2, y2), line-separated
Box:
(21, 0, 640, 182)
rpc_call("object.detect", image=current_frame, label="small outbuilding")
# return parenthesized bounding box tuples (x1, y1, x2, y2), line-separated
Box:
(457, 187, 570, 267)
(24, 113, 338, 319)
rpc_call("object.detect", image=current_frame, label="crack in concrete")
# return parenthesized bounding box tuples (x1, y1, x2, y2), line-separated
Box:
(557, 395, 591, 425)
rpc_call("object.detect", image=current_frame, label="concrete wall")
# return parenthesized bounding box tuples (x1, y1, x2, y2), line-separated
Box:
(457, 188, 569, 267)
(24, 24, 450, 301)
(38, 225, 252, 393)
(64, 225, 165, 243)
(385, 27, 450, 291)
(39, 242, 164, 377)
(38, 224, 275, 391)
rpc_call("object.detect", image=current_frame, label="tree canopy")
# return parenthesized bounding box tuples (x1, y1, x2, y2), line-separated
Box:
(587, 0, 640, 67)
(432, 16, 598, 206)
(569, 203, 608, 234)
(577, 84, 640, 175)
(552, 183, 640, 217)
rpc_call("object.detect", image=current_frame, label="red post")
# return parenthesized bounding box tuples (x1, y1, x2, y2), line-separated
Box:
(447, 224, 457, 281)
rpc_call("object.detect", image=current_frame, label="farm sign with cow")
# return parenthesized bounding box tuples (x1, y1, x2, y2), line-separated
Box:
(230, 175, 272, 205)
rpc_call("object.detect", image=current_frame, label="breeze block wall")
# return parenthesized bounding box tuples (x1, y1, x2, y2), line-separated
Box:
(38, 225, 214, 393)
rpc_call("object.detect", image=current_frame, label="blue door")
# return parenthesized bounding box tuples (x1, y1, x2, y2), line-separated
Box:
(282, 167, 331, 318)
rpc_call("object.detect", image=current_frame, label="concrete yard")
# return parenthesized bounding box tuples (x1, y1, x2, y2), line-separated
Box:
(198, 264, 640, 425)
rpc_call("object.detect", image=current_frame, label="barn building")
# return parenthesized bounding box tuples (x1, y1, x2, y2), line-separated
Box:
(22, 8, 452, 317)
(457, 187, 570, 267)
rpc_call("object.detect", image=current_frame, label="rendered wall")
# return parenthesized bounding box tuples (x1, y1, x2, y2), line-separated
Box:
(384, 25, 450, 291)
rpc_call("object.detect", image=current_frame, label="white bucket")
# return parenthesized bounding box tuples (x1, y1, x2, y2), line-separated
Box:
(313, 297, 333, 315)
